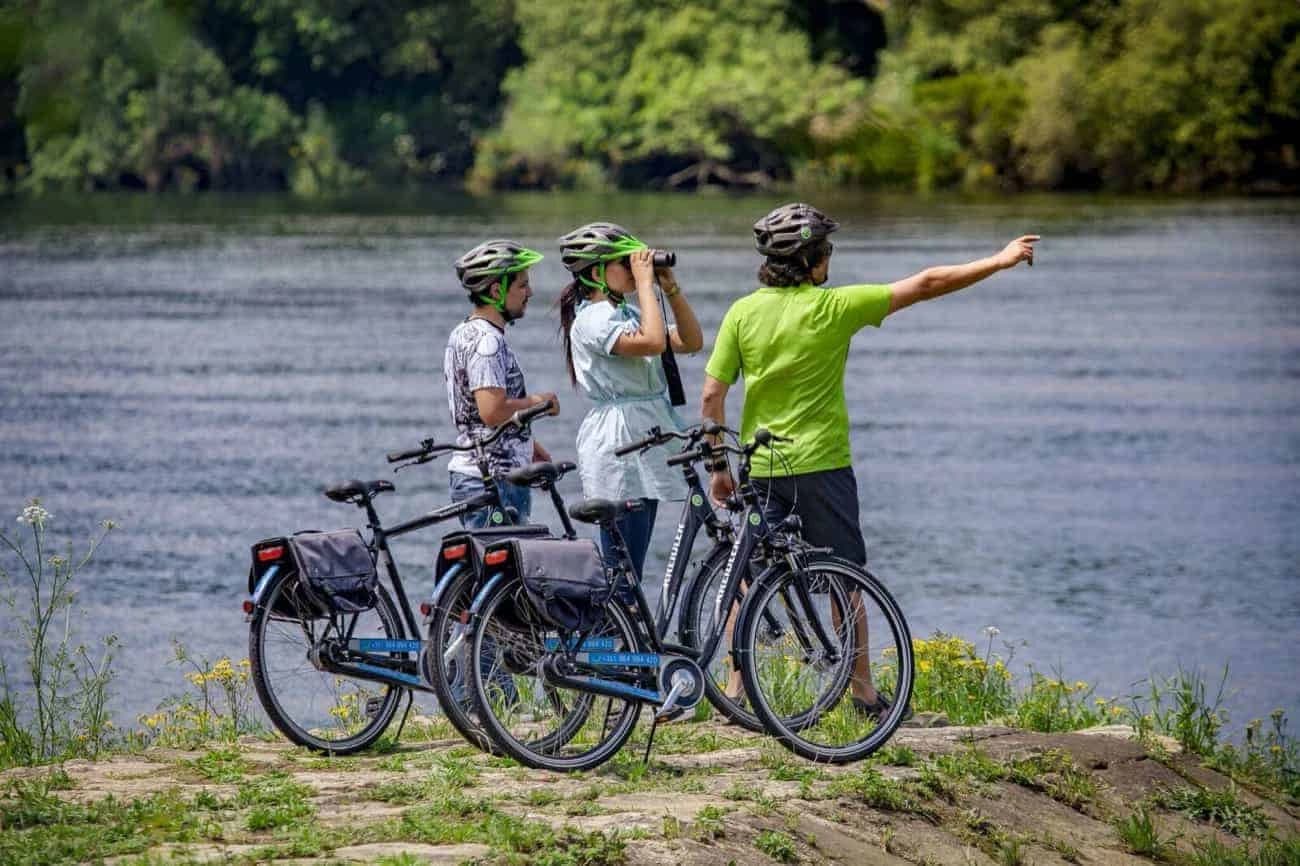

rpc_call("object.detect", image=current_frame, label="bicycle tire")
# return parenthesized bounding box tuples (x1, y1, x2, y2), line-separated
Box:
(249, 569, 405, 754)
(734, 557, 913, 764)
(424, 565, 497, 753)
(468, 575, 642, 772)
(678, 543, 765, 731)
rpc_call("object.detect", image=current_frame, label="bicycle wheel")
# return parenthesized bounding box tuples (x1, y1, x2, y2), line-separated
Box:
(735, 557, 913, 763)
(424, 566, 497, 752)
(468, 575, 642, 772)
(249, 570, 405, 754)
(679, 544, 765, 731)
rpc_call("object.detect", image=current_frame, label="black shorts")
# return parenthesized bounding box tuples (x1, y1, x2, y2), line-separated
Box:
(754, 467, 867, 565)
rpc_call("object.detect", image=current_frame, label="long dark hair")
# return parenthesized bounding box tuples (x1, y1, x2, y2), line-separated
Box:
(557, 266, 600, 385)
(757, 239, 832, 288)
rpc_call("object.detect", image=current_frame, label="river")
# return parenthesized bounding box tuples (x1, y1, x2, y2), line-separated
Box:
(1, 191, 1297, 735)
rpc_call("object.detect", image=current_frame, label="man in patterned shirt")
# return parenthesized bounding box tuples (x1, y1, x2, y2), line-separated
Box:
(444, 240, 559, 527)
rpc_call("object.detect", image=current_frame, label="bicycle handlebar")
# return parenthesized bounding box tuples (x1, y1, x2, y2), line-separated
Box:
(615, 420, 736, 458)
(386, 399, 557, 468)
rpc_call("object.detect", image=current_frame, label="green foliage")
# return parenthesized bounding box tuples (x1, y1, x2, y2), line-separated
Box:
(1152, 784, 1269, 837)
(0, 499, 118, 768)
(471, 0, 864, 190)
(12, 0, 519, 194)
(754, 829, 799, 863)
(811, 0, 1300, 191)
(1188, 835, 1300, 866)
(0, 776, 209, 866)
(1208, 710, 1300, 804)
(1112, 805, 1179, 860)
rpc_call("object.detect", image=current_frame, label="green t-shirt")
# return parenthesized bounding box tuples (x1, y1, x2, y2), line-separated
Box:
(704, 282, 892, 477)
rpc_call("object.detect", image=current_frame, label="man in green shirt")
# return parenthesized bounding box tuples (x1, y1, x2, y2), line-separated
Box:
(703, 202, 1038, 716)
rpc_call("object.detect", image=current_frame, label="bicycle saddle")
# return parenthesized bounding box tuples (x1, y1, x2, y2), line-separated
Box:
(568, 498, 644, 525)
(324, 479, 395, 503)
(505, 461, 576, 488)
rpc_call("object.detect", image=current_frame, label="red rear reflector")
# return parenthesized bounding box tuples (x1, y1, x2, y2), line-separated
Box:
(443, 544, 468, 560)
(258, 546, 284, 562)
(484, 550, 509, 565)
(242, 599, 254, 614)
(419, 602, 432, 617)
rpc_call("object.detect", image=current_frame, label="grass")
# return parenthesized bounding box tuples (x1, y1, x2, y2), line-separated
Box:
(755, 828, 799, 863)
(1113, 805, 1179, 860)
(693, 804, 727, 840)
(1187, 835, 1300, 866)
(826, 766, 934, 817)
(1152, 784, 1269, 837)
(183, 747, 250, 783)
(0, 776, 212, 866)
(235, 771, 316, 831)
(1006, 750, 1100, 811)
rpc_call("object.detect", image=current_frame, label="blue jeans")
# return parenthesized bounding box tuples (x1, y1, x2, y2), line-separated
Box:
(599, 498, 659, 602)
(448, 472, 531, 528)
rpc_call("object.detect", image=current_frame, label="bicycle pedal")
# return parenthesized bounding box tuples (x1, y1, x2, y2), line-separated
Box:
(365, 697, 385, 718)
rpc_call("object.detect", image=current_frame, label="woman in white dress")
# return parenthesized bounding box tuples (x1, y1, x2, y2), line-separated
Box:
(556, 222, 704, 586)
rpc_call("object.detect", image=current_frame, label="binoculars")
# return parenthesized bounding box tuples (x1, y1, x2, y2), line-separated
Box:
(652, 250, 676, 268)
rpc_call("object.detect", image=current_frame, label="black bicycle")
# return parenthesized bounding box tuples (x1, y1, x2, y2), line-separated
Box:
(462, 428, 895, 770)
(243, 400, 562, 753)
(613, 423, 779, 732)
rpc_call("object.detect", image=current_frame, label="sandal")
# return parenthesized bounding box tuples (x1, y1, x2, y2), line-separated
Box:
(851, 693, 914, 723)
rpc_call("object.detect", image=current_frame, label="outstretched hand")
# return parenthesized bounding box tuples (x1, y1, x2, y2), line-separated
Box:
(998, 235, 1040, 269)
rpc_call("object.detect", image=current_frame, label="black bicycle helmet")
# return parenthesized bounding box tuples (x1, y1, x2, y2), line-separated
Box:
(753, 203, 840, 257)
(454, 239, 543, 304)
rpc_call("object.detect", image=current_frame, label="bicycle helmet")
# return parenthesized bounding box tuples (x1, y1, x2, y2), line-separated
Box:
(558, 222, 649, 294)
(753, 203, 840, 257)
(454, 239, 543, 312)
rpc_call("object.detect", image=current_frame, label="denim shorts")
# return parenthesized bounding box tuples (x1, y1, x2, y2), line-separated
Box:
(448, 472, 532, 529)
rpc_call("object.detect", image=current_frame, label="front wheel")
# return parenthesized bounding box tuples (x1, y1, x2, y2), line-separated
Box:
(735, 557, 913, 763)
(249, 570, 406, 754)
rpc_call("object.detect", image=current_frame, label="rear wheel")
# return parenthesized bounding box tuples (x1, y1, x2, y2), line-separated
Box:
(249, 570, 405, 754)
(679, 545, 764, 731)
(469, 575, 642, 772)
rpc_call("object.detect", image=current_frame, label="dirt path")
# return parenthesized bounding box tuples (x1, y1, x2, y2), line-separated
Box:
(3, 721, 1297, 865)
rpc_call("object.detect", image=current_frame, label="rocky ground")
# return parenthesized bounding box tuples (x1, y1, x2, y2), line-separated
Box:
(2, 720, 1297, 865)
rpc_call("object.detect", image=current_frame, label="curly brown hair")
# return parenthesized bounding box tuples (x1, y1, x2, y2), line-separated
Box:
(756, 239, 832, 287)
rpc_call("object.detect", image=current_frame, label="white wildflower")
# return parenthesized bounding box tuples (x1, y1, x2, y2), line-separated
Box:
(983, 625, 1000, 638)
(16, 503, 51, 526)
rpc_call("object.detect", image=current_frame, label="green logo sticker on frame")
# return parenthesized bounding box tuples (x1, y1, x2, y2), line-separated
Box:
(691, 493, 704, 507)
(748, 512, 761, 526)
(491, 511, 504, 524)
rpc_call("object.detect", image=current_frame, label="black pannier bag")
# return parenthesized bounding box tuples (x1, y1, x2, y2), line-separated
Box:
(434, 524, 551, 586)
(288, 529, 378, 614)
(505, 537, 610, 633)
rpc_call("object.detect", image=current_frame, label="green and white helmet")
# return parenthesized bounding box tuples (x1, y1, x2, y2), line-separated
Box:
(557, 222, 648, 273)
(454, 239, 543, 308)
(753, 203, 840, 257)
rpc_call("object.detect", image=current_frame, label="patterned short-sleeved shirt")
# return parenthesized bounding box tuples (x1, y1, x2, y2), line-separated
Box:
(443, 317, 531, 476)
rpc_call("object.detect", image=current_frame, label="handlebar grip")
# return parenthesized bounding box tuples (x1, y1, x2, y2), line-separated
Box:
(515, 398, 555, 426)
(556, 461, 577, 474)
(387, 447, 426, 463)
(666, 448, 703, 467)
(614, 441, 642, 457)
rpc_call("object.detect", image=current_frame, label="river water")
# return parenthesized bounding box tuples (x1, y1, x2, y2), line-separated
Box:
(1, 192, 1297, 735)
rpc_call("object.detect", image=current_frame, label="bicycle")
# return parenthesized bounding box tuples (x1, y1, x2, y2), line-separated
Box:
(462, 428, 897, 770)
(243, 400, 563, 753)
(725, 433, 915, 764)
(613, 423, 783, 732)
